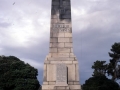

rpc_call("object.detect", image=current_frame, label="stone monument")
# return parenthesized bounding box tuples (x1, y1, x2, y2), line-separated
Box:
(42, 0, 81, 90)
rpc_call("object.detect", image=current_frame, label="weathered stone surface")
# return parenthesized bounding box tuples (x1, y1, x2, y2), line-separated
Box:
(47, 64, 56, 81)
(58, 48, 71, 53)
(56, 64, 67, 86)
(50, 38, 58, 42)
(51, 19, 71, 23)
(67, 65, 75, 81)
(56, 86, 66, 89)
(42, 0, 81, 89)
(65, 33, 72, 37)
(61, 14, 71, 19)
(42, 85, 55, 89)
(49, 43, 52, 47)
(43, 64, 47, 81)
(43, 82, 48, 85)
(68, 82, 74, 85)
(71, 48, 73, 52)
(69, 38, 72, 42)
(50, 61, 73, 64)
(69, 85, 81, 89)
(57, 43, 65, 47)
(50, 43, 65, 48)
(44, 60, 50, 64)
(49, 48, 57, 53)
(58, 38, 70, 42)
(54, 86, 70, 90)
(73, 61, 78, 64)
(47, 57, 75, 61)
(69, 53, 76, 57)
(44, 64, 47, 71)
(51, 53, 69, 57)
(53, 33, 65, 37)
(65, 43, 72, 47)
(49, 82, 56, 85)
(43, 70, 47, 81)
(52, 0, 59, 5)
(75, 64, 80, 81)
(74, 81, 80, 85)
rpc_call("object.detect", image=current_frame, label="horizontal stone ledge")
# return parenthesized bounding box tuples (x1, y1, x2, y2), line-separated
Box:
(42, 85, 69, 90)
(42, 85, 55, 89)
(51, 55, 70, 57)
(74, 82, 80, 85)
(50, 61, 73, 64)
(73, 61, 78, 64)
(43, 82, 49, 85)
(55, 86, 66, 89)
(48, 81, 56, 85)
(51, 53, 70, 57)
(46, 54, 52, 58)
(47, 57, 75, 61)
(42, 84, 81, 89)
(44, 61, 50, 64)
(68, 82, 74, 85)
(46, 53, 76, 58)
(69, 85, 81, 89)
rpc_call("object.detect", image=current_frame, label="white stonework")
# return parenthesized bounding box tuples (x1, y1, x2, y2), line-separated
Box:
(47, 64, 56, 81)
(42, 0, 81, 90)
(67, 64, 76, 81)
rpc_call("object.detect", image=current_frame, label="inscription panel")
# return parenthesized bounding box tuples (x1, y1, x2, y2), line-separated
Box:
(51, 24, 71, 32)
(56, 64, 67, 83)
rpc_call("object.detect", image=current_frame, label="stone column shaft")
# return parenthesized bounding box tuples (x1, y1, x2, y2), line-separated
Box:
(50, 0, 73, 54)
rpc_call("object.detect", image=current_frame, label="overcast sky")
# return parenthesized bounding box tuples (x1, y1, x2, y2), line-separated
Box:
(0, 0, 120, 85)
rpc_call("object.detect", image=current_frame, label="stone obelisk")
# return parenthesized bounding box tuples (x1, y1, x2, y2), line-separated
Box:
(42, 0, 81, 90)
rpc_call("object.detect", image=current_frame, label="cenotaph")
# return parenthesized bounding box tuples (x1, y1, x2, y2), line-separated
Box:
(42, 0, 81, 90)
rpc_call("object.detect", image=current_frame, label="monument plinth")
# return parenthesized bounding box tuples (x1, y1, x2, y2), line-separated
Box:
(42, 0, 81, 90)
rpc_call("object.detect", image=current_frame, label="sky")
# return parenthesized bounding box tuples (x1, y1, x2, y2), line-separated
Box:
(0, 0, 120, 85)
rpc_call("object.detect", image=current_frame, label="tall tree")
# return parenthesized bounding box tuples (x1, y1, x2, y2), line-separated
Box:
(108, 42, 120, 81)
(92, 42, 120, 81)
(92, 60, 107, 76)
(0, 56, 40, 90)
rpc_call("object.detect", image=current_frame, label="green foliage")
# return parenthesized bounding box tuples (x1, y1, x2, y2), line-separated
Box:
(82, 76, 119, 90)
(87, 42, 120, 90)
(92, 60, 107, 76)
(0, 56, 40, 90)
(108, 42, 120, 80)
(109, 42, 120, 59)
(92, 42, 120, 81)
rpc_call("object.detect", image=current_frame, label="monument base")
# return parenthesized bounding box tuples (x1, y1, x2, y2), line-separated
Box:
(55, 82, 68, 86)
(42, 84, 81, 90)
(42, 54, 81, 90)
